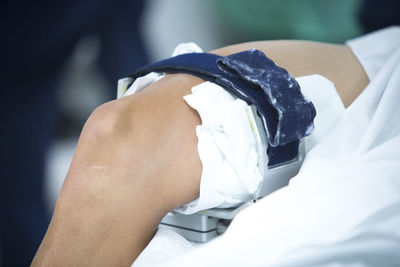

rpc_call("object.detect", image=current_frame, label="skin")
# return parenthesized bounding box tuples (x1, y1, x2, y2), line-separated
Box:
(32, 41, 368, 266)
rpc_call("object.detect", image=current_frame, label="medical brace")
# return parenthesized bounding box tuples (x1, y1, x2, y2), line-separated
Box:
(117, 49, 316, 242)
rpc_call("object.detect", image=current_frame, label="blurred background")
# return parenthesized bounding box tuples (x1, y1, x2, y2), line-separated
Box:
(1, 0, 399, 265)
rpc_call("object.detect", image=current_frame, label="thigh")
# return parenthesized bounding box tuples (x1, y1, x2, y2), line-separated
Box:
(214, 40, 369, 107)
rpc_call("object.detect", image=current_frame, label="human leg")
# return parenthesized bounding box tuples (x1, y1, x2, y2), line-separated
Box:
(32, 40, 368, 266)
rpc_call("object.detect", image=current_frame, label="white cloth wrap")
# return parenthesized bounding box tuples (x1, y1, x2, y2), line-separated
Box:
(181, 82, 263, 212)
(125, 42, 343, 215)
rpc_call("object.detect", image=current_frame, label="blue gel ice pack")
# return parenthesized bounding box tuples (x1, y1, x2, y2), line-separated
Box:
(129, 49, 316, 167)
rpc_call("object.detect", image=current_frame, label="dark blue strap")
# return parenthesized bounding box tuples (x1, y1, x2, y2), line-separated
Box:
(129, 50, 316, 167)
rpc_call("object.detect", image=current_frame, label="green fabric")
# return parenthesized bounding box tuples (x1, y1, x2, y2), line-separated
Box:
(210, 0, 362, 43)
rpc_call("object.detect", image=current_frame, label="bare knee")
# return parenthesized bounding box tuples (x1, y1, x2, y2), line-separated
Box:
(60, 78, 202, 216)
